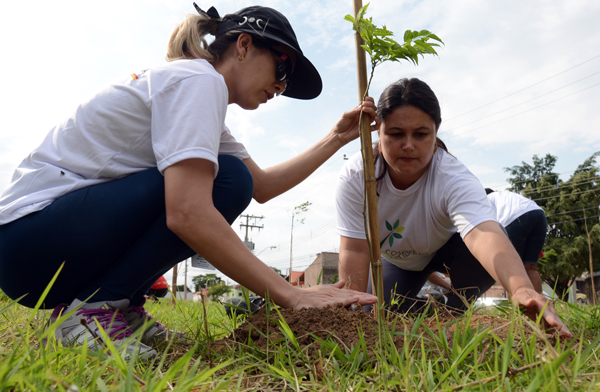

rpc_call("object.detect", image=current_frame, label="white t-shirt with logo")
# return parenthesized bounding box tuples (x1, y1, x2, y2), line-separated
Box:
(336, 149, 496, 271)
(487, 190, 543, 226)
(0, 59, 249, 225)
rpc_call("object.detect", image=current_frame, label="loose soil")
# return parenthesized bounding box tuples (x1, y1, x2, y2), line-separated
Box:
(215, 303, 554, 361)
(222, 304, 394, 358)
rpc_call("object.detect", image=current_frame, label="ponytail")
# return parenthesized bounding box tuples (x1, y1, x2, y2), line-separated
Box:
(166, 14, 216, 62)
(166, 14, 269, 65)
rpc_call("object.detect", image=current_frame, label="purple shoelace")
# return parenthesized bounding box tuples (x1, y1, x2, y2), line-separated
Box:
(77, 308, 132, 339)
(129, 304, 166, 328)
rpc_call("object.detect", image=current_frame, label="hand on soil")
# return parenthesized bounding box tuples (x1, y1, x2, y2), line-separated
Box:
(512, 287, 573, 338)
(290, 280, 378, 310)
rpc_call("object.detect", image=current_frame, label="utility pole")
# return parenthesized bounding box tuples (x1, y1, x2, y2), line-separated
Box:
(184, 259, 188, 300)
(289, 202, 311, 285)
(239, 214, 264, 251)
(289, 212, 295, 284)
(171, 263, 178, 305)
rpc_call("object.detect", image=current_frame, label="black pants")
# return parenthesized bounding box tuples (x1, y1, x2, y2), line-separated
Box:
(0, 155, 253, 309)
(366, 233, 496, 313)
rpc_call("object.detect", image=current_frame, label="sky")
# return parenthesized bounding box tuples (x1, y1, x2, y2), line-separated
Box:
(1, 0, 599, 290)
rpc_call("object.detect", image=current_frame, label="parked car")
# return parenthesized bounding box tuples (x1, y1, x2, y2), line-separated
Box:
(220, 295, 264, 317)
(474, 297, 508, 307)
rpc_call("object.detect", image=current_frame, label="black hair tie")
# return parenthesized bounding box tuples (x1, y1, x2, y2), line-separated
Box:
(193, 3, 221, 35)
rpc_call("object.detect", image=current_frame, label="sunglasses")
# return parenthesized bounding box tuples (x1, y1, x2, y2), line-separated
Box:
(269, 48, 292, 96)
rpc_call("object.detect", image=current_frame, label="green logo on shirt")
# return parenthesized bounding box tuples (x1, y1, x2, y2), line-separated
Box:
(380, 219, 405, 248)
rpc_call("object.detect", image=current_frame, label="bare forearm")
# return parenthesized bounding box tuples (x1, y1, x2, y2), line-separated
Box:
(428, 273, 451, 290)
(169, 206, 295, 306)
(249, 99, 379, 203)
(339, 260, 369, 292)
(250, 133, 343, 203)
(339, 237, 371, 292)
(464, 221, 534, 296)
(164, 159, 379, 311)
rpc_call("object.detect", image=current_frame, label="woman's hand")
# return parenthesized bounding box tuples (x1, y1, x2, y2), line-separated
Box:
(286, 280, 377, 310)
(330, 97, 380, 146)
(511, 286, 573, 338)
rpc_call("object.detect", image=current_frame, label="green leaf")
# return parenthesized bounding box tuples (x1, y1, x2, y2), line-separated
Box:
(386, 220, 393, 231)
(501, 322, 514, 381)
(361, 45, 372, 55)
(393, 219, 399, 230)
(357, 3, 369, 21)
(393, 233, 402, 239)
(380, 234, 390, 248)
(344, 14, 355, 24)
(429, 33, 444, 44)
(389, 235, 394, 247)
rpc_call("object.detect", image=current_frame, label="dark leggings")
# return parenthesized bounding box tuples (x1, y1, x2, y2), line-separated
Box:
(366, 233, 497, 313)
(0, 155, 253, 309)
(504, 210, 546, 264)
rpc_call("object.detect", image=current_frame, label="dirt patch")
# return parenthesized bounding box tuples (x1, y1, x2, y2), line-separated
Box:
(214, 303, 567, 363)
(223, 304, 400, 357)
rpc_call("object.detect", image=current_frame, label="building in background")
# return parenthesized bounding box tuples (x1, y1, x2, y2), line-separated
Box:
(220, 284, 256, 299)
(303, 252, 340, 287)
(285, 271, 305, 288)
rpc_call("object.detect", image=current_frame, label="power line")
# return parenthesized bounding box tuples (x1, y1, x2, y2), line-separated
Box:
(485, 162, 598, 190)
(445, 71, 600, 133)
(531, 188, 599, 202)
(444, 53, 600, 123)
(443, 81, 600, 139)
(521, 176, 599, 195)
(545, 205, 600, 218)
(262, 154, 346, 213)
(548, 215, 600, 226)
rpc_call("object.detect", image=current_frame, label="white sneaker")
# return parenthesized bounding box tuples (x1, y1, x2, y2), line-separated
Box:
(54, 299, 157, 360)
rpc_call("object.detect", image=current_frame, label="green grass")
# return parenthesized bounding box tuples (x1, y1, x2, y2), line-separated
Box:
(0, 289, 598, 391)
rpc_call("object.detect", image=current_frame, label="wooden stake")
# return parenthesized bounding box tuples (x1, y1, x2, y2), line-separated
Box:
(583, 208, 596, 305)
(171, 263, 178, 305)
(352, 0, 384, 318)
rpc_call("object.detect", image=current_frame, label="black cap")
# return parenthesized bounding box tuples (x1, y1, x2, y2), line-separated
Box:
(202, 5, 322, 100)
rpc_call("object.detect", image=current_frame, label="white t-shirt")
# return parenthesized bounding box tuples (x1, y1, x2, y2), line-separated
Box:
(487, 190, 543, 226)
(0, 59, 249, 225)
(336, 149, 496, 271)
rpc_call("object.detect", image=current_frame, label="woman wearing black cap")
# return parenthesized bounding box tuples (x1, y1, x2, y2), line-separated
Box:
(0, 4, 378, 358)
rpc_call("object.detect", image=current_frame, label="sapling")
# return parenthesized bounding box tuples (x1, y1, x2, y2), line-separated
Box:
(346, 2, 443, 314)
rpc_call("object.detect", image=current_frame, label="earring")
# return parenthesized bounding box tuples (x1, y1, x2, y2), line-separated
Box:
(238, 55, 245, 61)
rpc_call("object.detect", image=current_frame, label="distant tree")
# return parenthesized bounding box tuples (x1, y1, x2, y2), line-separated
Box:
(192, 273, 222, 292)
(207, 283, 231, 301)
(504, 153, 559, 207)
(176, 285, 192, 292)
(270, 266, 286, 279)
(330, 274, 339, 284)
(506, 152, 600, 300)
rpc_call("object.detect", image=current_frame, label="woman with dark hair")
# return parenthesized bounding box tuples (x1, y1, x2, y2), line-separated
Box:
(0, 4, 378, 358)
(336, 78, 571, 337)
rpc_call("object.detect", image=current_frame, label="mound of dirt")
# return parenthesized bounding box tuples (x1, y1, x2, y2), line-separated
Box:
(218, 304, 407, 358)
(215, 304, 564, 362)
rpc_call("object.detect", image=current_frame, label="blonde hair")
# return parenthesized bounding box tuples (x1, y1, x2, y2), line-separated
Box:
(166, 14, 216, 62)
(166, 14, 272, 64)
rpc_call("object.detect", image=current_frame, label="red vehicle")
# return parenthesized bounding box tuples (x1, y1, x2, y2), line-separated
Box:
(147, 276, 169, 299)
